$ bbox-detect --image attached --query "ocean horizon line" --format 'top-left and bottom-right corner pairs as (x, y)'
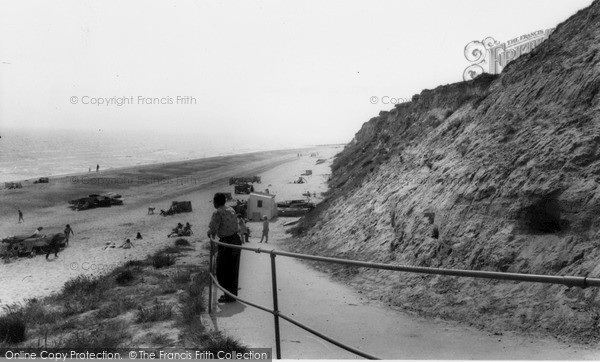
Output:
(0, 144), (342, 184)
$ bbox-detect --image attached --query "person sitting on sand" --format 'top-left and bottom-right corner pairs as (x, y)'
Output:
(64, 224), (74, 246)
(136, 232), (143, 240)
(31, 227), (44, 238)
(120, 239), (134, 249)
(259, 216), (269, 243)
(182, 222), (193, 236)
(168, 223), (184, 237)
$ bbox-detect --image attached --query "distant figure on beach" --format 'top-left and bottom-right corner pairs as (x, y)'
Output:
(18, 209), (24, 223)
(64, 224), (74, 246)
(46, 233), (62, 260)
(96, 164), (99, 172)
(259, 216), (269, 243)
(136, 232), (143, 240)
(208, 192), (242, 303)
(120, 239), (134, 249)
(237, 214), (249, 243)
(88, 167), (91, 173)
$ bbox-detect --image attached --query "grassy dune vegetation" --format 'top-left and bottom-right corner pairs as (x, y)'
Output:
(0, 238), (246, 352)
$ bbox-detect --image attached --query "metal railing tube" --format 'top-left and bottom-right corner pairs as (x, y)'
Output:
(208, 239), (214, 314)
(208, 269), (380, 359)
(270, 253), (282, 359)
(211, 239), (600, 288)
(276, 311), (379, 360)
(268, 249), (600, 288)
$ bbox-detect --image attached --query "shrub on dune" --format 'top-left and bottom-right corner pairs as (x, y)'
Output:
(0, 312), (26, 344)
(175, 238), (190, 246)
(136, 302), (173, 323)
(151, 249), (176, 269)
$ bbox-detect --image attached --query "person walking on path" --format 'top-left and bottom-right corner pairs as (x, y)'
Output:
(259, 215), (269, 243)
(64, 224), (74, 246)
(18, 209), (24, 223)
(207, 192), (242, 303)
(46, 233), (62, 260)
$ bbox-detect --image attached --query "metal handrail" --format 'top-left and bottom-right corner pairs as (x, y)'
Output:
(208, 239), (600, 359)
(208, 273), (379, 359)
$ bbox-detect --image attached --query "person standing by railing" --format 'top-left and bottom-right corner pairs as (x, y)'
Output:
(208, 192), (243, 303)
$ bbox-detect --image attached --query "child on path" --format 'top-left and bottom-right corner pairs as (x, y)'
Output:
(64, 224), (74, 246)
(259, 216), (269, 243)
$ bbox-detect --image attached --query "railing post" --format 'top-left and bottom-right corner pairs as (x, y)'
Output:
(270, 253), (282, 359)
(208, 239), (214, 314)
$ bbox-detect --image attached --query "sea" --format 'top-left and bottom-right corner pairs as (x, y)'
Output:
(0, 128), (306, 183)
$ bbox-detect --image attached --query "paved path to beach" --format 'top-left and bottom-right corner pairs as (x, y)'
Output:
(210, 239), (600, 360)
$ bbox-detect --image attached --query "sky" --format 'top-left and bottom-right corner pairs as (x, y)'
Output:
(0, 0), (594, 147)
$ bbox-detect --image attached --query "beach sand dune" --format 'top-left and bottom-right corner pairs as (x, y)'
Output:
(0, 147), (337, 307)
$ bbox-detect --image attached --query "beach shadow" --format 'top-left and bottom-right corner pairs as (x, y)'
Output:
(215, 301), (246, 318)
(209, 300), (247, 332)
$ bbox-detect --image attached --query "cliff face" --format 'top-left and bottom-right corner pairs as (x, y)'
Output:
(290, 2), (600, 340)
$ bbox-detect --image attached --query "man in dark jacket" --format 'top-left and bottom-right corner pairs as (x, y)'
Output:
(208, 193), (242, 303)
(46, 234), (62, 260)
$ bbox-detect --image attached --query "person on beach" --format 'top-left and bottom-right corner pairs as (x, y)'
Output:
(136, 232), (143, 240)
(259, 216), (269, 243)
(120, 239), (134, 249)
(31, 227), (43, 238)
(237, 214), (249, 243)
(208, 192), (242, 303)
(168, 223), (184, 237)
(64, 224), (74, 246)
(46, 233), (62, 260)
(96, 164), (99, 172)
(182, 222), (193, 236)
(18, 209), (24, 223)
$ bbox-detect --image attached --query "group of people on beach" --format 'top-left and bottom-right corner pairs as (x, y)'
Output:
(208, 192), (271, 303)
(19, 225), (74, 260)
(167, 222), (193, 237)
(236, 213), (269, 244)
(13, 208), (75, 260)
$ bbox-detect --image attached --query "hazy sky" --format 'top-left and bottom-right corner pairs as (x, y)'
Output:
(0, 0), (594, 147)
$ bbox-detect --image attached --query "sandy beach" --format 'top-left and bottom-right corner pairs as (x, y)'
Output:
(0, 146), (338, 308)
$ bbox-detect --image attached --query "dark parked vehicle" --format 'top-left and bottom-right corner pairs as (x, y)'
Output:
(69, 193), (123, 211)
(234, 183), (255, 194)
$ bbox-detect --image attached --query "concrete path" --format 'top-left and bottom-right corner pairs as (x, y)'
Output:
(209, 239), (600, 360)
